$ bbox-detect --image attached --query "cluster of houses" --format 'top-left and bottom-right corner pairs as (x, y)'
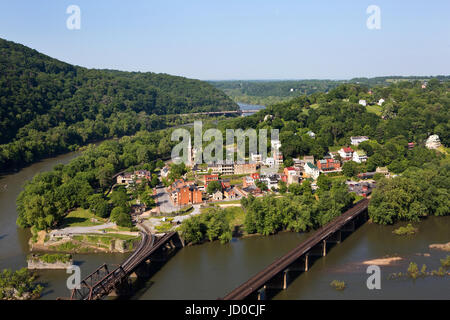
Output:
(166, 175), (239, 206)
(168, 179), (203, 206)
(202, 174), (238, 201)
(345, 180), (376, 197)
(205, 161), (259, 175)
(116, 170), (152, 185)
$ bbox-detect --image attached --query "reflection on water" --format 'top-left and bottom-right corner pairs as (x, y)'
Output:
(137, 218), (449, 300)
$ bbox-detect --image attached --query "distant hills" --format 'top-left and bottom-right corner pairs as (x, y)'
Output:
(210, 76), (450, 105)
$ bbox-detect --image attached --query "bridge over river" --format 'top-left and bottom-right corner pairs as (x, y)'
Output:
(174, 109), (261, 117)
(65, 226), (183, 300)
(222, 198), (370, 300)
(61, 198), (369, 300)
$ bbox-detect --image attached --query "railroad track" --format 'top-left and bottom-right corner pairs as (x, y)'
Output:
(223, 198), (369, 300)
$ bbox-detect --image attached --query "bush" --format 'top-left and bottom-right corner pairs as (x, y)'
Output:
(393, 223), (418, 235)
(330, 280), (346, 291)
(116, 212), (133, 228)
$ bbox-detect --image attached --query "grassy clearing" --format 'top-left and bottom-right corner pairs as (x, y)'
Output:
(29, 253), (72, 264)
(366, 104), (383, 116)
(221, 174), (247, 185)
(155, 222), (173, 233)
(61, 208), (106, 228)
(353, 194), (365, 203)
(74, 233), (139, 243)
(215, 199), (242, 205)
(50, 241), (81, 252)
(436, 145), (449, 155)
(226, 206), (246, 229)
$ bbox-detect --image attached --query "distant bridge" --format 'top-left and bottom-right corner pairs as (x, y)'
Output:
(172, 109), (262, 117)
(222, 198), (370, 300)
(65, 227), (183, 300)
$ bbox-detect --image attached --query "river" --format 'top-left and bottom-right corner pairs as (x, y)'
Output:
(0, 110), (448, 300)
(238, 102), (266, 116)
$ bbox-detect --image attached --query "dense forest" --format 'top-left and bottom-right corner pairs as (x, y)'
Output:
(0, 38), (238, 169)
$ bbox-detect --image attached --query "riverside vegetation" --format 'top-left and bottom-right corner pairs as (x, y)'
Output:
(0, 268), (43, 300)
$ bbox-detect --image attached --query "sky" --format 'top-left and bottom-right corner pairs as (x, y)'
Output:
(0, 0), (449, 80)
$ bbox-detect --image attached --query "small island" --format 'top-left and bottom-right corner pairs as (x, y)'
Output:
(393, 224), (418, 236)
(27, 254), (73, 270)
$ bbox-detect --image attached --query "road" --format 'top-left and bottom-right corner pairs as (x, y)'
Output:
(49, 223), (116, 236)
(155, 186), (180, 214)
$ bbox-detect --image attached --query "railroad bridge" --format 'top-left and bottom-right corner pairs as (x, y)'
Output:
(66, 228), (183, 300)
(174, 109), (261, 117)
(222, 198), (370, 300)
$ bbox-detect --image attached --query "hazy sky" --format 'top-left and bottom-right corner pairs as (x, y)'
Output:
(0, 0), (449, 80)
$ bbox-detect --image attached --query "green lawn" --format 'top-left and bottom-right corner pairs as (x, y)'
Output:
(225, 206), (246, 228)
(328, 145), (342, 152)
(366, 104), (383, 116)
(60, 208), (106, 228)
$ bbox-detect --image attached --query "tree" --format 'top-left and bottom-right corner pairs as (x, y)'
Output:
(116, 212), (132, 228)
(255, 181), (268, 191)
(278, 180), (288, 194)
(342, 161), (359, 178)
(317, 174), (332, 191)
(206, 180), (222, 194)
(110, 206), (128, 223)
(111, 189), (129, 208)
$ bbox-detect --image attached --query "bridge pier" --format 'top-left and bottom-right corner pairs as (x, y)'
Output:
(264, 271), (287, 290)
(326, 230), (342, 244)
(286, 254), (309, 272)
(221, 199), (370, 301)
(340, 220), (355, 232)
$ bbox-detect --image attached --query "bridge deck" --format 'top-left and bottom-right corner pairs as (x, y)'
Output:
(222, 198), (369, 300)
(71, 229), (177, 300)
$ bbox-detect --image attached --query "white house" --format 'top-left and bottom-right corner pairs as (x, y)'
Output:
(251, 153), (263, 164)
(161, 167), (170, 178)
(359, 99), (367, 106)
(307, 131), (316, 139)
(338, 147), (354, 161)
(350, 136), (369, 146)
(378, 98), (385, 106)
(265, 157), (275, 167)
(212, 190), (223, 201)
(425, 135), (441, 149)
(273, 150), (283, 166)
(304, 162), (320, 180)
(260, 174), (279, 190)
(352, 150), (368, 163)
(271, 139), (282, 150)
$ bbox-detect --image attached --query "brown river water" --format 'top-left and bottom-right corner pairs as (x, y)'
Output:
(0, 151), (448, 300)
